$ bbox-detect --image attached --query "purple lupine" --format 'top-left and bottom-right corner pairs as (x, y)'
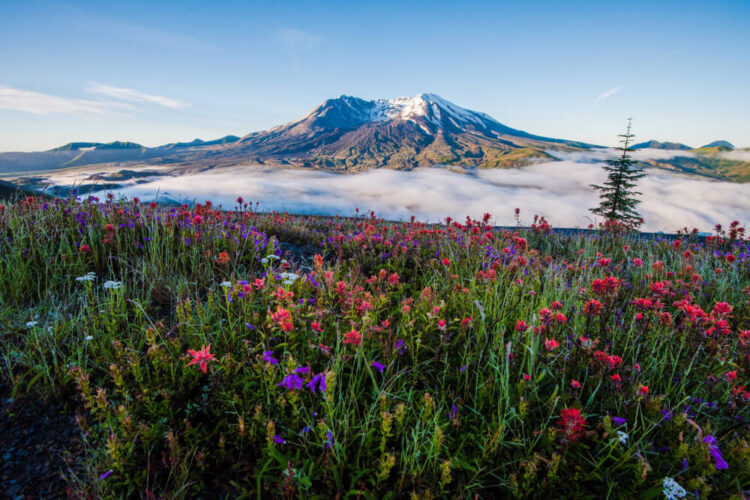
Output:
(262, 351), (278, 365)
(703, 435), (729, 470)
(307, 373), (327, 393)
(278, 373), (304, 390)
(296, 366), (310, 374)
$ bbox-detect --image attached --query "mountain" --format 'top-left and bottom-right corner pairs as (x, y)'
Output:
(0, 94), (747, 181)
(0, 94), (594, 175)
(632, 140), (691, 150)
(221, 94), (592, 170)
(701, 140), (734, 149)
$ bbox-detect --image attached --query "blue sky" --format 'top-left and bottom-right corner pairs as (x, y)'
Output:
(1, 0), (748, 151)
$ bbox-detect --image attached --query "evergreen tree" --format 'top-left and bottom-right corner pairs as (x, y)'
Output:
(590, 118), (645, 227)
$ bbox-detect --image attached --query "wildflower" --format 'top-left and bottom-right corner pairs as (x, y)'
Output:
(558, 408), (586, 442)
(79, 244), (91, 254)
(726, 370), (737, 382)
(278, 373), (304, 391)
(75, 272), (97, 282)
(612, 416), (626, 426)
(272, 434), (285, 445)
(662, 477), (687, 500)
(616, 430), (628, 445)
(186, 344), (217, 374)
(610, 373), (622, 384)
(85, 335), (94, 341)
(271, 305), (293, 332)
(26, 321), (38, 328)
(515, 320), (530, 332)
(219, 281), (233, 288)
(253, 278), (265, 290)
(306, 372), (327, 393)
(103, 280), (123, 290)
(544, 338), (560, 351)
(217, 251), (230, 265)
(703, 435), (729, 470)
(372, 361), (386, 373)
(262, 351), (278, 365)
(639, 385), (649, 396)
(344, 329), (362, 346)
(523, 373), (531, 381)
(437, 319), (447, 331)
(325, 430), (334, 449)
(570, 379), (581, 389)
(98, 469), (113, 481)
(442, 257), (450, 267)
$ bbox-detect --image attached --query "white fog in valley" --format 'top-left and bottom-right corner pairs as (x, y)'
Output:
(47, 150), (749, 232)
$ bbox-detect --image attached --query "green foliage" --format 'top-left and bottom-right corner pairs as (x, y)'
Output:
(590, 119), (646, 227)
(0, 196), (748, 498)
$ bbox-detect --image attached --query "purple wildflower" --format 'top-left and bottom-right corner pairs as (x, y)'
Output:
(703, 435), (729, 470)
(296, 366), (310, 374)
(612, 416), (627, 426)
(98, 469), (113, 481)
(246, 323), (255, 330)
(262, 351), (278, 365)
(307, 372), (327, 393)
(459, 364), (467, 373)
(278, 373), (304, 390)
(325, 430), (334, 449)
(661, 408), (673, 421)
(372, 361), (385, 373)
(273, 434), (285, 444)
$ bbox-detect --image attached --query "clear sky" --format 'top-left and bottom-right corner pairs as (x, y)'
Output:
(1, 0), (748, 152)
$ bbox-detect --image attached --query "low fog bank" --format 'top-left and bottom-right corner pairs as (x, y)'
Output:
(72, 155), (749, 233)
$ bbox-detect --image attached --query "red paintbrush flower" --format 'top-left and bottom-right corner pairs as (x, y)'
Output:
(186, 344), (216, 374)
(558, 408), (586, 443)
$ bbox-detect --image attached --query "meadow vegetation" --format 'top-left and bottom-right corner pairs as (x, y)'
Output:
(0, 194), (748, 498)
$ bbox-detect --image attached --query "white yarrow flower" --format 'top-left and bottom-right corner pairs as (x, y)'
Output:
(616, 430), (628, 445)
(220, 281), (233, 288)
(76, 273), (96, 282)
(662, 477), (687, 499)
(260, 258), (269, 265)
(103, 280), (123, 290)
(85, 335), (94, 342)
(26, 321), (38, 328)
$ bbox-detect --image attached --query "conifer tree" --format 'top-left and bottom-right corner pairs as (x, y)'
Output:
(590, 118), (645, 226)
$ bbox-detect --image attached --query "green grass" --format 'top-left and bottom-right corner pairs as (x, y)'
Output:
(0, 195), (748, 498)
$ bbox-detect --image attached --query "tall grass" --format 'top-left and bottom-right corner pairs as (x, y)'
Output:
(0, 195), (748, 498)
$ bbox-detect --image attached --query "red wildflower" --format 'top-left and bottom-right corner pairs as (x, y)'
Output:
(442, 257), (450, 267)
(515, 320), (530, 333)
(344, 329), (362, 346)
(217, 251), (230, 265)
(639, 385), (649, 396)
(186, 344), (216, 374)
(570, 379), (581, 389)
(79, 244), (91, 254)
(558, 408), (586, 442)
(271, 306), (293, 332)
(545, 338), (560, 351)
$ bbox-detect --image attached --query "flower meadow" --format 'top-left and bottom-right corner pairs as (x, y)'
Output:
(0, 195), (749, 499)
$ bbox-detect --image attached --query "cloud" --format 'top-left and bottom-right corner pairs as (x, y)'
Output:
(87, 82), (187, 109)
(721, 150), (750, 162)
(58, 151), (749, 233)
(593, 86), (621, 104)
(0, 84), (133, 116)
(276, 28), (321, 53)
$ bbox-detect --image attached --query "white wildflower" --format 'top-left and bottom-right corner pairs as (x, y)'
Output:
(279, 272), (299, 285)
(265, 254), (279, 260)
(26, 321), (38, 328)
(85, 335), (94, 342)
(76, 272), (96, 282)
(662, 477), (687, 500)
(616, 430), (628, 445)
(103, 280), (123, 290)
(220, 281), (233, 288)
(260, 258), (269, 265)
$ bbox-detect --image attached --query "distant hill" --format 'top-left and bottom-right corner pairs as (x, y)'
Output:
(632, 140), (691, 150)
(701, 140), (734, 149)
